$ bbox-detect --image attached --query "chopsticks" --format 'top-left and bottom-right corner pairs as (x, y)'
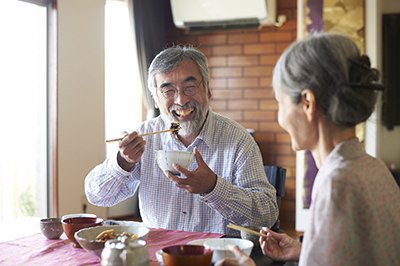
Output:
(105, 128), (181, 143)
(227, 223), (267, 237)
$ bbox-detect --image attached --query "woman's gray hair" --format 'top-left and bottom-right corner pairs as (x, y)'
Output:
(147, 45), (209, 104)
(273, 32), (383, 128)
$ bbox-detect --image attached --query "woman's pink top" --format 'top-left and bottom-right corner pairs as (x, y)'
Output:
(300, 138), (400, 266)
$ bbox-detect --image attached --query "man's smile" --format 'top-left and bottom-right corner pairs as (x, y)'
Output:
(173, 107), (195, 118)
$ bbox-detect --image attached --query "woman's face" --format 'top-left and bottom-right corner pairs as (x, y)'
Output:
(275, 89), (316, 151)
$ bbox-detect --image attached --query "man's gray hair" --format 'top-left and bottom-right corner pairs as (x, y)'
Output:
(148, 45), (209, 104)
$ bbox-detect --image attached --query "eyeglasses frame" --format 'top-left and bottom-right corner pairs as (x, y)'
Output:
(158, 78), (204, 100)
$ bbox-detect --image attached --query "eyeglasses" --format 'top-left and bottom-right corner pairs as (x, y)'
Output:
(159, 78), (203, 99)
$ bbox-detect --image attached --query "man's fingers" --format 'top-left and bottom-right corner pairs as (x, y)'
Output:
(119, 131), (138, 147)
(164, 170), (192, 189)
(123, 131), (139, 144)
(193, 147), (206, 166)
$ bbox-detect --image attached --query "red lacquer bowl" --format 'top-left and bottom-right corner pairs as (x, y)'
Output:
(162, 245), (213, 266)
(61, 217), (103, 248)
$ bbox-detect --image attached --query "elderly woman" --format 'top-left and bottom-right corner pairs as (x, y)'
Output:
(216, 33), (400, 266)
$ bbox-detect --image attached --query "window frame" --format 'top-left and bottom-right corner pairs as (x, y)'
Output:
(19, 0), (58, 217)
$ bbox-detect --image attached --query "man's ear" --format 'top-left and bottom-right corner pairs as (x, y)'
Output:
(155, 101), (159, 109)
(301, 89), (317, 122)
(207, 81), (212, 99)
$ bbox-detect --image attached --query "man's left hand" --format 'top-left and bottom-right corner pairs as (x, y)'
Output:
(164, 147), (217, 194)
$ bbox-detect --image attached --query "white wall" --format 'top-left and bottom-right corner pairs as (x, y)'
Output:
(58, 0), (107, 219)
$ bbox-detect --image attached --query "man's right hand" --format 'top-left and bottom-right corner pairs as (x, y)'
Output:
(117, 131), (146, 171)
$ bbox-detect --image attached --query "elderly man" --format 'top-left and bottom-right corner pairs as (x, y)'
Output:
(85, 46), (278, 235)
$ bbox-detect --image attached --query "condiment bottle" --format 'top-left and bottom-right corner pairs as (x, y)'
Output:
(101, 236), (149, 266)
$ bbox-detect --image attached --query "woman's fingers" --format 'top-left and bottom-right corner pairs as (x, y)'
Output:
(229, 244), (245, 257)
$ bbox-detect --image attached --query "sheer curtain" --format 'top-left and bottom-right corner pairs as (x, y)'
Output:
(128, 0), (166, 119)
(0, 0), (49, 224)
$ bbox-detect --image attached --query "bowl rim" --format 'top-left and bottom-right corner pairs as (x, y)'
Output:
(61, 217), (104, 225)
(40, 218), (62, 223)
(155, 150), (194, 155)
(162, 245), (213, 256)
(61, 213), (97, 220)
(203, 238), (254, 250)
(75, 225), (150, 243)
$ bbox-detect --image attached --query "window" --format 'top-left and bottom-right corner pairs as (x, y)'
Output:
(105, 0), (142, 158)
(0, 0), (56, 226)
(105, 0), (142, 218)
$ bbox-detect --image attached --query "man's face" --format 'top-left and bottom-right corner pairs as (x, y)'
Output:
(155, 59), (211, 137)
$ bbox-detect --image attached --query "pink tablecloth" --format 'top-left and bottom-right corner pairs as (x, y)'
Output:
(0, 228), (224, 266)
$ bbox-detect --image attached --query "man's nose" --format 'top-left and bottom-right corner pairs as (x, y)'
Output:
(174, 89), (190, 106)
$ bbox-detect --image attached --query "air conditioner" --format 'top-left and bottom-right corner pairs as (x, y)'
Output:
(170, 0), (283, 33)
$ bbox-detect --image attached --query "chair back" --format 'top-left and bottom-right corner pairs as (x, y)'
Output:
(264, 166), (286, 231)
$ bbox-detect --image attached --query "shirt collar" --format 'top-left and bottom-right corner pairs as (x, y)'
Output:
(195, 107), (214, 148)
(324, 137), (365, 164)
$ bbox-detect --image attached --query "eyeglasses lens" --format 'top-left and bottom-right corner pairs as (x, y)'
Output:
(161, 80), (201, 99)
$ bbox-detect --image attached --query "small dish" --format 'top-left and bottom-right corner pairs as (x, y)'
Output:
(40, 218), (63, 239)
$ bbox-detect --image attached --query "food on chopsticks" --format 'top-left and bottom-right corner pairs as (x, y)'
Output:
(105, 122), (181, 143)
(169, 122), (180, 139)
(95, 229), (137, 242)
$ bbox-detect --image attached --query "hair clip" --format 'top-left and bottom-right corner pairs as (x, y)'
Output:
(348, 58), (370, 70)
(342, 82), (385, 91)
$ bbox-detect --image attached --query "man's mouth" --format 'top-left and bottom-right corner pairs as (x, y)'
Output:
(173, 107), (194, 118)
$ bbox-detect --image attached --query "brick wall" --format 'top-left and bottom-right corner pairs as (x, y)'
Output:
(165, 0), (298, 228)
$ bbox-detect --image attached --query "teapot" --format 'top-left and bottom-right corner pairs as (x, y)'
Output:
(101, 236), (149, 266)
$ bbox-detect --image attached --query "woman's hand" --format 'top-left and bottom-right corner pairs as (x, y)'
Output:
(214, 245), (256, 266)
(260, 227), (301, 262)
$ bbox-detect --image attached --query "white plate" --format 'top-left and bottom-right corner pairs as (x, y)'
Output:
(187, 238), (220, 246)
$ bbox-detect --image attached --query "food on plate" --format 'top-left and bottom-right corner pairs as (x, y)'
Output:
(169, 122), (180, 139)
(95, 229), (137, 242)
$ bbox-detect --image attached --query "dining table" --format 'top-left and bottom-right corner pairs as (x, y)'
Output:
(0, 218), (297, 266)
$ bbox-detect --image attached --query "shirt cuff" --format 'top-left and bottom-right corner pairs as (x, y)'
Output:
(110, 153), (135, 178)
(199, 175), (229, 204)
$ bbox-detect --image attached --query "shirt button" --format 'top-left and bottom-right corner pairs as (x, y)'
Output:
(182, 211), (187, 215)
